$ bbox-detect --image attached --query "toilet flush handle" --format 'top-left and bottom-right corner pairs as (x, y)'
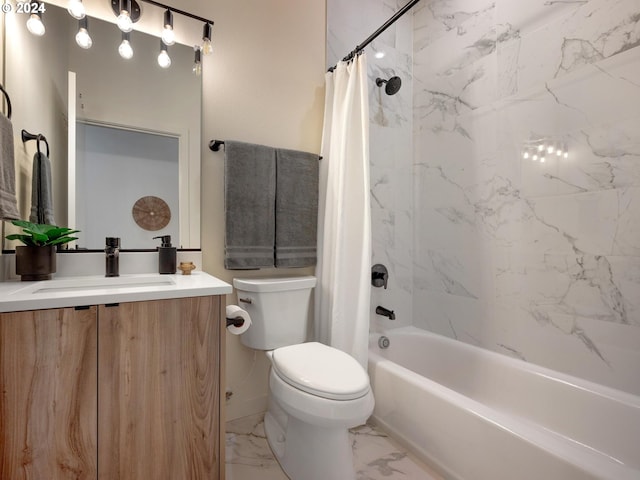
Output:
(239, 297), (252, 304)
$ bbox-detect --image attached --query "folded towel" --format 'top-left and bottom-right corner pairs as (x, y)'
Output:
(29, 151), (56, 225)
(0, 112), (20, 220)
(224, 141), (276, 269)
(275, 148), (319, 268)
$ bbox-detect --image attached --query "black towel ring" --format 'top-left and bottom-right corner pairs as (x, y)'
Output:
(21, 129), (50, 158)
(0, 84), (12, 119)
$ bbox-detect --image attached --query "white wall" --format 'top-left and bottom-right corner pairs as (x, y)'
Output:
(179, 0), (326, 420)
(412, 0), (640, 395)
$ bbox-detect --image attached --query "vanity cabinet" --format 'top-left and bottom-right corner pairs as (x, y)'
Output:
(0, 306), (98, 479)
(0, 296), (225, 480)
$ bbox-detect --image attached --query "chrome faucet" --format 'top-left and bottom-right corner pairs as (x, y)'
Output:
(375, 305), (395, 320)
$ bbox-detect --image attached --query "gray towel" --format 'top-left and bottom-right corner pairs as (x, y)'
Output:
(0, 112), (20, 220)
(275, 148), (319, 268)
(29, 151), (56, 225)
(225, 141), (276, 269)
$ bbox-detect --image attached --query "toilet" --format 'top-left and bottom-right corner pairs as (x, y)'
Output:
(233, 276), (375, 480)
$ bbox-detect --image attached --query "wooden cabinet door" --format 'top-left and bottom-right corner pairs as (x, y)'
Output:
(0, 307), (98, 480)
(97, 296), (223, 479)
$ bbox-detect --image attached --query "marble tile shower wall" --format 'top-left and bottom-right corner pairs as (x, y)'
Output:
(328, 0), (415, 330)
(413, 0), (640, 395)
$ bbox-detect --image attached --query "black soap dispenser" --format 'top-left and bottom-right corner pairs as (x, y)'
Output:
(153, 235), (176, 274)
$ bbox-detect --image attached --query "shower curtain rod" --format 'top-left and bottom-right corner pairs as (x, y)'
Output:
(328, 0), (422, 72)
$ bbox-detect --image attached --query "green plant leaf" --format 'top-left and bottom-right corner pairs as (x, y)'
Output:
(49, 236), (79, 246)
(6, 220), (81, 247)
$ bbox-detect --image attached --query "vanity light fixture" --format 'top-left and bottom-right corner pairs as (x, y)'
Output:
(75, 17), (92, 49)
(202, 22), (213, 54)
(68, 0), (86, 19)
(193, 45), (202, 76)
(62, 0), (214, 72)
(157, 39), (171, 68)
(161, 9), (175, 45)
(118, 31), (134, 59)
(26, 11), (46, 36)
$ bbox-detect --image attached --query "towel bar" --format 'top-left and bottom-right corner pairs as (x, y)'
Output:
(209, 139), (322, 160)
(21, 130), (50, 158)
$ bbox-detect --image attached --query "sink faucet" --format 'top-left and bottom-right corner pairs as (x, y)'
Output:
(105, 237), (120, 277)
(375, 305), (395, 320)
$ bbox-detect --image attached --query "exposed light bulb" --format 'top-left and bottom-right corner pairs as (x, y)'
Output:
(161, 10), (175, 46)
(547, 145), (554, 154)
(523, 151), (529, 159)
(375, 51), (385, 59)
(532, 154), (538, 161)
(564, 151), (568, 159)
(540, 157), (546, 163)
(538, 144), (544, 152)
(161, 27), (175, 46)
(119, 36), (133, 59)
(68, 0), (85, 19)
(27, 13), (45, 36)
(75, 27), (92, 49)
(202, 38), (212, 55)
(193, 45), (202, 76)
(556, 148), (562, 157)
(158, 41), (171, 68)
(117, 11), (132, 32)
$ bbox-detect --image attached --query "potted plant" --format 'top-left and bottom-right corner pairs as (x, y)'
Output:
(5, 220), (80, 281)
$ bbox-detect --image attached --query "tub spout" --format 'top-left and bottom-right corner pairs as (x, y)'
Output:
(376, 306), (395, 320)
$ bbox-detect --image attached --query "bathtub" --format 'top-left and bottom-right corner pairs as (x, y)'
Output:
(367, 326), (640, 480)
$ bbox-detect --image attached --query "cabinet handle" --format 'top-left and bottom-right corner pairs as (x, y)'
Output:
(74, 305), (91, 310)
(105, 303), (120, 308)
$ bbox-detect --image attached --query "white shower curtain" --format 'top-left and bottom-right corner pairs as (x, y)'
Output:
(315, 54), (371, 368)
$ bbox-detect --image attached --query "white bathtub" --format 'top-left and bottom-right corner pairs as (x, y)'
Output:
(368, 326), (640, 480)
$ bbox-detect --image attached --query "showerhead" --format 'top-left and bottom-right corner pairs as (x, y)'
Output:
(375, 76), (402, 95)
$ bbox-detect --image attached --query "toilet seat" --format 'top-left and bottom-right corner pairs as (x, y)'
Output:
(271, 342), (370, 400)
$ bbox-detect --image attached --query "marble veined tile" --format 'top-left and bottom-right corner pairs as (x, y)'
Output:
(225, 414), (442, 480)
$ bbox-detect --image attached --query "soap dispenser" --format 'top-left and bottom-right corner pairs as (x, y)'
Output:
(153, 235), (176, 274)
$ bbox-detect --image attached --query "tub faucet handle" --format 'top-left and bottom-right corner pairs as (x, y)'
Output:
(372, 264), (389, 289)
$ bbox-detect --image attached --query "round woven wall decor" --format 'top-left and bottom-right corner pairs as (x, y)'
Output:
(132, 196), (171, 231)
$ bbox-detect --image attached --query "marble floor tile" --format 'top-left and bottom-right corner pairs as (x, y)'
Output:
(226, 414), (442, 480)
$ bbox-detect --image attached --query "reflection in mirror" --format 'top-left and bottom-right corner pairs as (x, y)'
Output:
(4, 1), (201, 250)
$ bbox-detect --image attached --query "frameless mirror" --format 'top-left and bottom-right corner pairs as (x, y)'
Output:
(3, 1), (201, 250)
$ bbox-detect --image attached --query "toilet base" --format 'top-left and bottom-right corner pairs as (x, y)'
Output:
(265, 402), (356, 480)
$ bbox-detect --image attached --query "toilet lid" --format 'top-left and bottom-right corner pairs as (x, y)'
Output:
(271, 342), (370, 401)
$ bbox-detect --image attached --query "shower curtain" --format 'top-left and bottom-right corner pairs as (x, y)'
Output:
(315, 54), (371, 368)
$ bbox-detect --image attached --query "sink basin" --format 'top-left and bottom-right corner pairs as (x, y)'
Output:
(24, 275), (175, 295)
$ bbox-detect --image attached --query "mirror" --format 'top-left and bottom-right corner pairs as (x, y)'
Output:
(3, 1), (201, 249)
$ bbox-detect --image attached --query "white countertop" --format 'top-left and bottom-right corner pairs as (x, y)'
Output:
(0, 272), (232, 313)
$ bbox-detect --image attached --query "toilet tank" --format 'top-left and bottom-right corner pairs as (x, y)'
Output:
(233, 276), (316, 350)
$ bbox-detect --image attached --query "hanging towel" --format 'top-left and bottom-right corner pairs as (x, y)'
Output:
(29, 151), (56, 225)
(275, 148), (319, 268)
(224, 141), (276, 269)
(0, 112), (20, 220)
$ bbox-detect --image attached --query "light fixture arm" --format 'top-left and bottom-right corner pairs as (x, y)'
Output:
(137, 0), (214, 25)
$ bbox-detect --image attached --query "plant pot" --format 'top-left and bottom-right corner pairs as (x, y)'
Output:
(15, 245), (57, 281)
